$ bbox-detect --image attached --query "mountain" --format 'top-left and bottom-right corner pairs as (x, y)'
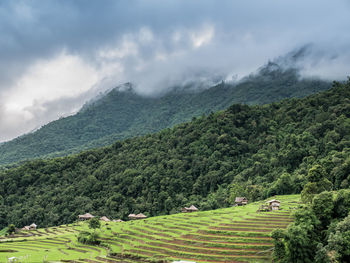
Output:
(0, 64), (331, 166)
(0, 79), (349, 229)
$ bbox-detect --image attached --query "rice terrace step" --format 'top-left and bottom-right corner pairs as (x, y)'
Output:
(0, 195), (299, 262)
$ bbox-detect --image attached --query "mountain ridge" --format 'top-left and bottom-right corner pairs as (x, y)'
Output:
(0, 64), (331, 166)
(0, 79), (349, 229)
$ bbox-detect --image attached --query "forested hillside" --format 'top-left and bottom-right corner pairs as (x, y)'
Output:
(0, 79), (349, 229)
(0, 63), (330, 166)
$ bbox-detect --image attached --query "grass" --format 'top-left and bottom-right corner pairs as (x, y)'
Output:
(0, 194), (300, 263)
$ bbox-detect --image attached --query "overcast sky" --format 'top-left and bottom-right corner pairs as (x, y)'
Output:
(0, 0), (350, 142)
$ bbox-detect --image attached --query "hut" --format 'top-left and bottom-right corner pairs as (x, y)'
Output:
(181, 205), (199, 213)
(29, 223), (37, 230)
(100, 216), (110, 222)
(268, 199), (281, 210)
(128, 213), (136, 220)
(78, 213), (95, 220)
(135, 213), (147, 219)
(128, 213), (147, 220)
(21, 226), (30, 231)
(235, 197), (248, 206)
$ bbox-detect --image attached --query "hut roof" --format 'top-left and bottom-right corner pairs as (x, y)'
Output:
(235, 197), (247, 202)
(30, 223), (37, 228)
(100, 216), (110, 222)
(79, 213), (94, 219)
(22, 226), (30, 230)
(188, 205), (198, 211)
(128, 213), (136, 218)
(135, 213), (147, 219)
(268, 199), (281, 204)
(183, 205), (199, 211)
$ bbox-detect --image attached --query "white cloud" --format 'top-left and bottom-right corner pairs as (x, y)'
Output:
(190, 25), (214, 48)
(0, 51), (99, 141)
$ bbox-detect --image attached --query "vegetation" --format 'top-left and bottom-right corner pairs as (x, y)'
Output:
(0, 64), (330, 166)
(272, 190), (350, 262)
(0, 79), (348, 230)
(6, 224), (16, 235)
(89, 217), (101, 229)
(0, 195), (299, 263)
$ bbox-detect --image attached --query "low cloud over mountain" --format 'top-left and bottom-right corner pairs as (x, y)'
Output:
(0, 0), (349, 142)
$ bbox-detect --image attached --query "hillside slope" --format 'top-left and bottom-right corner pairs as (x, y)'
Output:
(0, 80), (348, 229)
(0, 195), (299, 263)
(0, 64), (330, 166)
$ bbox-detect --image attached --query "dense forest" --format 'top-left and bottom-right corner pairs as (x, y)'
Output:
(0, 79), (349, 230)
(0, 63), (331, 166)
(273, 189), (350, 262)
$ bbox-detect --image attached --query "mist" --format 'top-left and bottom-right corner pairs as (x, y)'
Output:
(0, 0), (350, 142)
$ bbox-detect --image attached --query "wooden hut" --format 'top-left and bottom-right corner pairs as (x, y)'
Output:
(135, 213), (147, 219)
(29, 223), (37, 230)
(268, 199), (281, 210)
(128, 213), (147, 220)
(21, 226), (30, 231)
(181, 205), (199, 213)
(100, 216), (110, 222)
(128, 213), (136, 220)
(235, 197), (248, 206)
(78, 213), (95, 220)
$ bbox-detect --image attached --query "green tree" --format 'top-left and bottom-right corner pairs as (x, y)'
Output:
(88, 218), (101, 230)
(312, 191), (334, 228)
(314, 243), (331, 263)
(271, 228), (286, 262)
(7, 224), (16, 235)
(326, 214), (350, 262)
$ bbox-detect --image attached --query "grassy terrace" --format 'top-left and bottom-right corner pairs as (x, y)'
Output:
(0, 195), (300, 263)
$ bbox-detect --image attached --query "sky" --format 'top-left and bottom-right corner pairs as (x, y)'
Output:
(0, 0), (350, 142)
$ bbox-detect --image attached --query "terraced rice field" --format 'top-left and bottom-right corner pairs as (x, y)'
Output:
(0, 195), (300, 263)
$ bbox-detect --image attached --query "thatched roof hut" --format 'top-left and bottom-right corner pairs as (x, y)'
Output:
(128, 213), (136, 219)
(235, 197), (248, 206)
(128, 213), (147, 220)
(135, 213), (147, 219)
(78, 213), (95, 220)
(29, 223), (37, 230)
(100, 216), (110, 222)
(182, 205), (199, 213)
(21, 226), (30, 231)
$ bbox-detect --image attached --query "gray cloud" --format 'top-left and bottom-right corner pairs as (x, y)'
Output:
(0, 0), (350, 142)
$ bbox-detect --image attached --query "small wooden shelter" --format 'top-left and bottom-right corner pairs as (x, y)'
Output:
(78, 213), (95, 220)
(235, 197), (248, 206)
(100, 216), (110, 222)
(128, 213), (136, 220)
(128, 213), (147, 220)
(182, 205), (199, 213)
(21, 226), (30, 231)
(135, 213), (147, 219)
(268, 199), (281, 210)
(29, 223), (37, 230)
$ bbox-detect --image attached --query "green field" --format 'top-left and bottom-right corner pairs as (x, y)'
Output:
(0, 195), (300, 263)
